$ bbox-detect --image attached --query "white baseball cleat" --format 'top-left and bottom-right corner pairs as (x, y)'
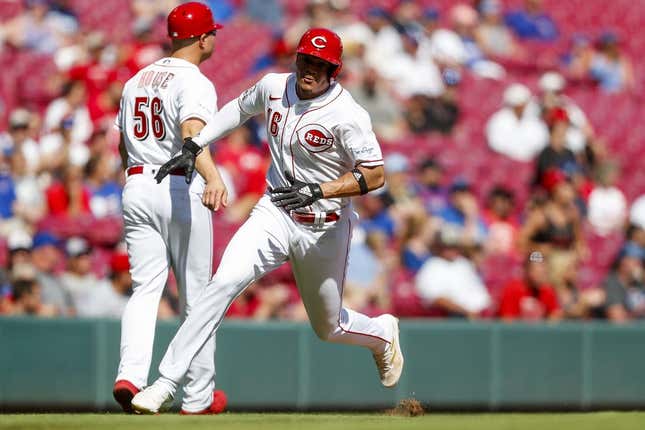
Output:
(372, 314), (404, 388)
(131, 381), (174, 414)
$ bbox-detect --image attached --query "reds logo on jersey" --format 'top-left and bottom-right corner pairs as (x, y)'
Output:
(296, 124), (334, 153)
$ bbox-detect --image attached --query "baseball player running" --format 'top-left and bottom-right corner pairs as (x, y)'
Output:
(112, 2), (228, 414)
(131, 28), (404, 413)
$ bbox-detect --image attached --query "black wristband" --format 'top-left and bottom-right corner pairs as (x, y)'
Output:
(183, 137), (203, 156)
(352, 167), (368, 195)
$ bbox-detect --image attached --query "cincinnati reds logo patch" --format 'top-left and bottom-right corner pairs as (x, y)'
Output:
(296, 124), (334, 153)
(311, 36), (327, 49)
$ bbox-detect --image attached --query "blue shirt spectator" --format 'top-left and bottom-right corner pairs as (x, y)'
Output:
(504, 0), (558, 41)
(0, 173), (16, 219)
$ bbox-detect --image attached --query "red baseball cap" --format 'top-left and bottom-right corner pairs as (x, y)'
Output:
(110, 253), (130, 273)
(167, 2), (223, 40)
(296, 28), (343, 78)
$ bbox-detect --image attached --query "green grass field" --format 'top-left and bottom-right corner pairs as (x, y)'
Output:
(1, 412), (644, 430)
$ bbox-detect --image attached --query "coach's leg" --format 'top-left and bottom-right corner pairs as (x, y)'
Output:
(166, 185), (217, 413)
(157, 196), (290, 390)
(290, 215), (392, 354)
(117, 221), (169, 388)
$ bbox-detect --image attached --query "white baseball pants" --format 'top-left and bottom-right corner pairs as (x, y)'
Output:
(157, 194), (392, 387)
(117, 165), (216, 412)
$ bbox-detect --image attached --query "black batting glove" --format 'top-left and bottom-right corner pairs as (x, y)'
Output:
(155, 137), (203, 184)
(270, 171), (324, 211)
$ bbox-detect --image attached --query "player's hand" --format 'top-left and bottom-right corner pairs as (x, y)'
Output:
(270, 171), (323, 211)
(202, 171), (229, 211)
(155, 137), (203, 184)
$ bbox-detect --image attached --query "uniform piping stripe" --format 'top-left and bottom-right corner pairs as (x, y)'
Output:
(336, 216), (390, 345)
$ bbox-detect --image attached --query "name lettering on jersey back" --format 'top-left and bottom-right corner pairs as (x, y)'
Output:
(296, 124), (334, 153)
(137, 71), (175, 89)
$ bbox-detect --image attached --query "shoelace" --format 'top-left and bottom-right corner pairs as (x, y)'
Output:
(373, 347), (393, 377)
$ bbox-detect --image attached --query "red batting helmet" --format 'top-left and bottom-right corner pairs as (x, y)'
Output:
(296, 28), (343, 78)
(167, 2), (223, 40)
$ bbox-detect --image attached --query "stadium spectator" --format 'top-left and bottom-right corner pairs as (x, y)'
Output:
(561, 34), (596, 81)
(0, 156), (17, 222)
(327, 0), (372, 59)
(43, 79), (92, 144)
(67, 32), (121, 125)
(131, 0), (180, 29)
(59, 236), (99, 314)
(285, 0), (334, 49)
(400, 209), (436, 273)
(589, 32), (635, 93)
(604, 242), (645, 322)
(10, 149), (46, 227)
(415, 158), (449, 216)
(0, 109), (41, 176)
(404, 68), (461, 135)
(416, 7), (440, 62)
(504, 0), (558, 41)
(31, 231), (72, 315)
(246, 0), (283, 27)
(79, 252), (130, 318)
(415, 227), (491, 318)
(85, 152), (122, 218)
(534, 71), (600, 159)
(519, 180), (586, 292)
(378, 30), (444, 100)
(122, 20), (165, 77)
(347, 68), (406, 140)
(39, 115), (90, 176)
(9, 277), (56, 317)
(437, 178), (488, 247)
(216, 126), (267, 222)
(486, 83), (548, 162)
(482, 186), (520, 256)
(1, 0), (77, 54)
(498, 251), (562, 321)
(533, 109), (580, 188)
(380, 153), (419, 209)
(6, 230), (34, 272)
(630, 194), (645, 231)
(587, 162), (627, 236)
(475, 0), (519, 60)
(354, 193), (396, 240)
(345, 229), (393, 314)
(362, 7), (403, 75)
(45, 164), (91, 216)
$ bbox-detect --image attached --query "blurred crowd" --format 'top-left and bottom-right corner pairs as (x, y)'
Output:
(0, 0), (644, 323)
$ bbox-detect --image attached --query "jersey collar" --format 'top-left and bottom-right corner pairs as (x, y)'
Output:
(154, 57), (199, 70)
(287, 73), (342, 109)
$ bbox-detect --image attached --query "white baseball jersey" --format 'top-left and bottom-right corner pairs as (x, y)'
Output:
(195, 73), (384, 212)
(153, 74), (396, 392)
(114, 56), (219, 413)
(116, 57), (217, 166)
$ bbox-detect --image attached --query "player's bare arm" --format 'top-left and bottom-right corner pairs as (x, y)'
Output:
(182, 118), (228, 211)
(319, 165), (385, 198)
(118, 134), (128, 171)
(271, 165), (384, 211)
(154, 98), (253, 183)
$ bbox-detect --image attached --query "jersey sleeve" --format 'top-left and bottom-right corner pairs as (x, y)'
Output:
(177, 74), (218, 124)
(337, 107), (383, 167)
(236, 75), (268, 116)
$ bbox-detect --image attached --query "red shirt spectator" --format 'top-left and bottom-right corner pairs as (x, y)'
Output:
(68, 48), (119, 123)
(216, 127), (268, 197)
(498, 253), (561, 320)
(45, 165), (91, 216)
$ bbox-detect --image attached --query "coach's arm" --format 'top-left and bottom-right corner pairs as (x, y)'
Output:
(182, 118), (228, 211)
